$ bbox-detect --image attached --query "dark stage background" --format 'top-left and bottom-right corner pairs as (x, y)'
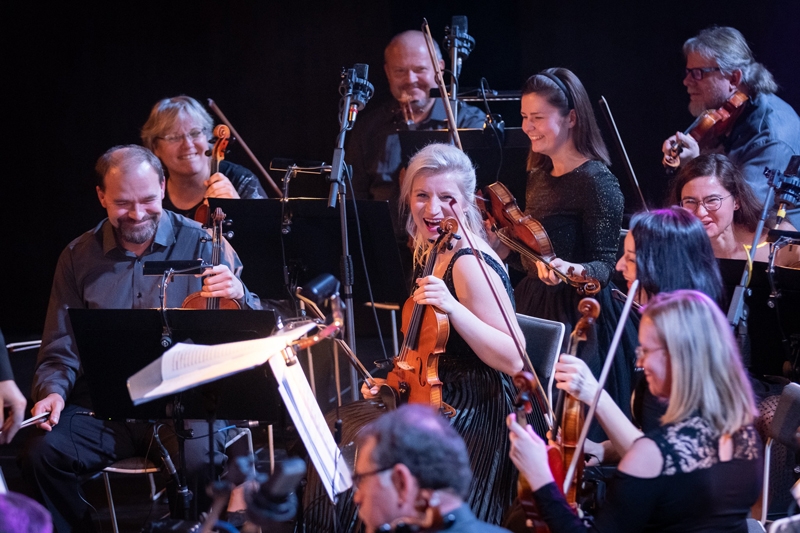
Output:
(4, 0), (799, 339)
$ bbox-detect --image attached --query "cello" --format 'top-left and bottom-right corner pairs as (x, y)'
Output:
(182, 207), (241, 310)
(479, 181), (601, 296)
(380, 219), (459, 417)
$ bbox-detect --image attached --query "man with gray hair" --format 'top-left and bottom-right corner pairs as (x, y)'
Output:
(348, 30), (486, 250)
(19, 145), (259, 532)
(661, 26), (800, 227)
(352, 404), (509, 533)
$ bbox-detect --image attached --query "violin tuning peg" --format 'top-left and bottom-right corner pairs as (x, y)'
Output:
(224, 231), (234, 239)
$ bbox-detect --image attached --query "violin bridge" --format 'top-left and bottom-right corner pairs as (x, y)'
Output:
(396, 361), (414, 371)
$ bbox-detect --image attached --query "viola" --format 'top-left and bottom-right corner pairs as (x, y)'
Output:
(194, 124), (231, 225)
(479, 182), (601, 296)
(663, 90), (749, 170)
(182, 207), (241, 310)
(380, 219), (459, 417)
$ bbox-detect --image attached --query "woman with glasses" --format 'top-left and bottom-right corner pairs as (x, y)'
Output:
(141, 96), (267, 220)
(671, 153), (799, 267)
(508, 290), (762, 532)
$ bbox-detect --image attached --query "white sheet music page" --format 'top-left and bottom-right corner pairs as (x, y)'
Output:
(269, 348), (352, 500)
(129, 322), (316, 402)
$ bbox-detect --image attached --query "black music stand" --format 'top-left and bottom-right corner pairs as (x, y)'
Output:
(70, 308), (280, 421)
(718, 259), (800, 377)
(207, 198), (407, 306)
(398, 127), (530, 207)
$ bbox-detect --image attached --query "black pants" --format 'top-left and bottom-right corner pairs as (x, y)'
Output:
(18, 404), (227, 533)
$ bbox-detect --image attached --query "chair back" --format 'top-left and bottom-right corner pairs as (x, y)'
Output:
(515, 313), (565, 405)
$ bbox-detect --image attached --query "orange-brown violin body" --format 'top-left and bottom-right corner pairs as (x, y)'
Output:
(664, 91), (749, 169)
(559, 298), (600, 505)
(382, 219), (458, 417)
(689, 91), (749, 150)
(182, 207), (241, 310)
(513, 371), (567, 532)
(384, 298), (450, 410)
(479, 182), (601, 296)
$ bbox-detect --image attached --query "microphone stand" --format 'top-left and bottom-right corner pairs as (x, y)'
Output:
(727, 161), (799, 363)
(327, 65), (373, 400)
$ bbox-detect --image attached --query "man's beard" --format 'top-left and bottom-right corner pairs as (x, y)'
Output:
(117, 215), (158, 245)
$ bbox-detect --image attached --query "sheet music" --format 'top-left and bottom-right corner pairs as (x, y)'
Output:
(269, 348), (352, 500)
(128, 322), (316, 403)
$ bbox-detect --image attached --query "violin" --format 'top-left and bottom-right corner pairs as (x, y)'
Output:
(380, 219), (459, 417)
(194, 124), (231, 225)
(513, 371), (567, 531)
(663, 90), (749, 170)
(479, 182), (601, 296)
(182, 207), (241, 310)
(555, 298), (599, 506)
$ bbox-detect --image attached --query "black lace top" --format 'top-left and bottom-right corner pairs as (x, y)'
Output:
(531, 415), (762, 532)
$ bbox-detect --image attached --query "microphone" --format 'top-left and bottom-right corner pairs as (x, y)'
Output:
(770, 156), (800, 227)
(339, 63), (374, 126)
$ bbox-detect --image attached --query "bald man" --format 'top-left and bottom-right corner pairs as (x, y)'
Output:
(348, 30), (486, 246)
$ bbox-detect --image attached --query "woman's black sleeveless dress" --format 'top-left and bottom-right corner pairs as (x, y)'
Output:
(302, 248), (549, 530)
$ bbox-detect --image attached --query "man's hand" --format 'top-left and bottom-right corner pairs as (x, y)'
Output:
(32, 393), (64, 432)
(661, 131), (700, 168)
(199, 264), (245, 301)
(0, 380), (27, 443)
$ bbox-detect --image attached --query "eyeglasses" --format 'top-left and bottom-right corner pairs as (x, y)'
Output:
(158, 128), (207, 144)
(635, 346), (665, 362)
(680, 194), (732, 213)
(351, 465), (394, 490)
(684, 67), (721, 81)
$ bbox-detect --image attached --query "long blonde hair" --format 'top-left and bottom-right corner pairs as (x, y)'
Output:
(644, 290), (756, 434)
(400, 144), (486, 266)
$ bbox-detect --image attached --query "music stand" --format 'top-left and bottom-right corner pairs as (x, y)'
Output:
(70, 308), (280, 422)
(207, 198), (407, 307)
(718, 259), (800, 376)
(398, 127), (530, 207)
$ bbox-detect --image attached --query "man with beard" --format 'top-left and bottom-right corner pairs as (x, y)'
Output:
(19, 145), (258, 532)
(661, 26), (800, 227)
(348, 30), (486, 254)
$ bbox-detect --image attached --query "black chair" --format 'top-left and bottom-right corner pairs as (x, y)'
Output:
(515, 313), (565, 406)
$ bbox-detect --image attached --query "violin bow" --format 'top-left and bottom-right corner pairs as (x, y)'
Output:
(598, 96), (648, 212)
(562, 279), (639, 495)
(207, 98), (284, 198)
(421, 19), (462, 150)
(448, 199), (556, 425)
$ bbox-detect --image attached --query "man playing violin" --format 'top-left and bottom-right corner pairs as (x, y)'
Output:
(661, 26), (800, 227)
(354, 404), (510, 533)
(348, 30), (485, 256)
(19, 145), (259, 532)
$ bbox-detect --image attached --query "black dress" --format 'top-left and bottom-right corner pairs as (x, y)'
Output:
(513, 160), (638, 427)
(531, 416), (762, 532)
(302, 248), (548, 530)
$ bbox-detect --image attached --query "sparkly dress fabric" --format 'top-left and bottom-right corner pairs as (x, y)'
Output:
(302, 248), (548, 530)
(512, 160), (639, 428)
